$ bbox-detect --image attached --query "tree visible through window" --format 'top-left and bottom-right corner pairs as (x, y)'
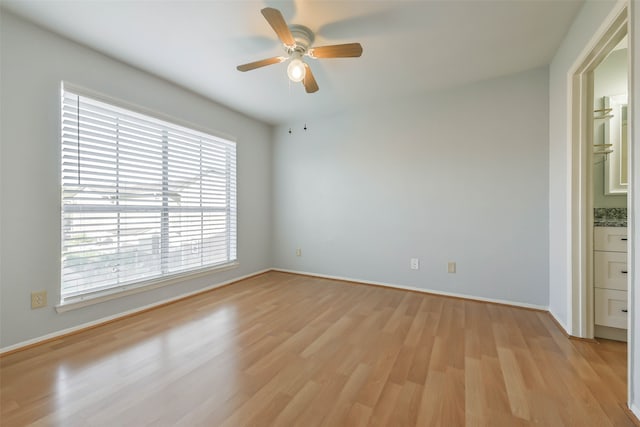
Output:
(61, 87), (237, 300)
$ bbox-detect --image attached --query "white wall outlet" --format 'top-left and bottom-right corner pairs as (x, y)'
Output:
(31, 290), (47, 309)
(448, 262), (456, 273)
(410, 258), (419, 270)
(296, 248), (302, 257)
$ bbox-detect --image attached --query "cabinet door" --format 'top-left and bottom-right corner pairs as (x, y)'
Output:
(594, 251), (628, 291)
(594, 227), (627, 252)
(595, 288), (628, 329)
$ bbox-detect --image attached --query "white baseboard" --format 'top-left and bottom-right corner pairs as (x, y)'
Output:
(0, 269), (270, 355)
(631, 403), (640, 422)
(548, 308), (570, 335)
(272, 268), (548, 311)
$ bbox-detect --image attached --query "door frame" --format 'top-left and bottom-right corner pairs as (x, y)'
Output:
(569, 1), (628, 339)
(568, 0), (631, 400)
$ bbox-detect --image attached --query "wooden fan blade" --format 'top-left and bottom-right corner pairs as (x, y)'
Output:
(308, 43), (363, 58)
(261, 8), (295, 47)
(236, 56), (286, 72)
(303, 64), (319, 93)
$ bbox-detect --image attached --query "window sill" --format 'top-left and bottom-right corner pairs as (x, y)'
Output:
(55, 262), (239, 313)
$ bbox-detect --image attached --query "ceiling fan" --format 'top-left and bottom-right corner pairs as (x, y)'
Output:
(236, 7), (363, 93)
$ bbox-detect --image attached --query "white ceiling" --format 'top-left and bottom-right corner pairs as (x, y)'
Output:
(2, 0), (583, 125)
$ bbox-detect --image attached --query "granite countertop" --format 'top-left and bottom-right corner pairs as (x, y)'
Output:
(594, 208), (627, 227)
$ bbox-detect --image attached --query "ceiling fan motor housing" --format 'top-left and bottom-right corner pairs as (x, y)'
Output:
(287, 24), (314, 55)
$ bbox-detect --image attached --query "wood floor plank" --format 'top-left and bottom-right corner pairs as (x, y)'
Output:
(439, 367), (466, 426)
(387, 380), (422, 425)
(496, 347), (531, 421)
(0, 271), (634, 426)
(367, 381), (402, 426)
(465, 357), (486, 421)
(344, 401), (373, 427)
(271, 380), (320, 426)
(321, 363), (371, 426)
(416, 370), (446, 426)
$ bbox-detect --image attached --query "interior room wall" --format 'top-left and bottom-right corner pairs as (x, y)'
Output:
(593, 47), (628, 208)
(548, 0), (619, 332)
(272, 67), (549, 308)
(0, 11), (273, 349)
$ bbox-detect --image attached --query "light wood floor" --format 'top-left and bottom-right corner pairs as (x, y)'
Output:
(1, 271), (635, 426)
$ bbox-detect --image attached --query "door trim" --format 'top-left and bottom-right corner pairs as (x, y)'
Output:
(569, 1), (628, 339)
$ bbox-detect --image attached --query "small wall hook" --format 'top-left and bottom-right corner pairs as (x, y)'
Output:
(288, 128), (292, 134)
(303, 123), (307, 131)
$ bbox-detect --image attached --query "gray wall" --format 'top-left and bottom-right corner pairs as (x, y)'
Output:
(0, 12), (272, 349)
(272, 67), (550, 307)
(593, 48), (628, 209)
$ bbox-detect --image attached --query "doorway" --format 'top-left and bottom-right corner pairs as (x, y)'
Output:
(591, 38), (629, 342)
(569, 0), (631, 403)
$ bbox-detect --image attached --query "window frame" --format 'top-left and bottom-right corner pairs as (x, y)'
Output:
(57, 83), (238, 312)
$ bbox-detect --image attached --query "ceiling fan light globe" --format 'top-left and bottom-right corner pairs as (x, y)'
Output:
(287, 59), (306, 82)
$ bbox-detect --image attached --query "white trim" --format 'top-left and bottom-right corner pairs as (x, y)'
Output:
(56, 262), (240, 313)
(566, 65), (575, 337)
(604, 94), (629, 195)
(568, 0), (628, 338)
(272, 268), (548, 311)
(548, 308), (570, 335)
(631, 403), (640, 421)
(567, 0), (628, 77)
(628, 0), (637, 411)
(0, 268), (270, 355)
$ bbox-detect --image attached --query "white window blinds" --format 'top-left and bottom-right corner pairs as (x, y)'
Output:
(61, 88), (237, 300)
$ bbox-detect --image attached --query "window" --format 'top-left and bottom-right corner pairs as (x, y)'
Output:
(61, 86), (237, 302)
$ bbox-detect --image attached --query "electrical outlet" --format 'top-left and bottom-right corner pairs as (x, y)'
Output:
(31, 291), (47, 309)
(448, 262), (456, 274)
(410, 258), (419, 270)
(296, 248), (302, 257)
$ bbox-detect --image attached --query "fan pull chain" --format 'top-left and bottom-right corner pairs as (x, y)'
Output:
(287, 124), (308, 135)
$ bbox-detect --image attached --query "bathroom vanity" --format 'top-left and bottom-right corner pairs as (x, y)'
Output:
(593, 212), (628, 341)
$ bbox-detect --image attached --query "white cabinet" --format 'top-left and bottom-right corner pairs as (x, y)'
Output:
(595, 288), (628, 329)
(594, 227), (628, 332)
(593, 227), (628, 252)
(593, 251), (627, 291)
